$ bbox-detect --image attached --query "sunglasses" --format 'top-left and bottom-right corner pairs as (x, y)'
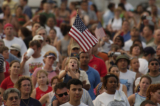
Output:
(8, 96), (19, 101)
(151, 63), (158, 66)
(56, 92), (68, 97)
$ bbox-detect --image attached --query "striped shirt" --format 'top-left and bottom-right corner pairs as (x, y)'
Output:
(0, 54), (4, 72)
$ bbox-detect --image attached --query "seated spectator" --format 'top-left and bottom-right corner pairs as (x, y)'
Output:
(146, 84), (160, 106)
(128, 75), (152, 106)
(0, 46), (10, 78)
(108, 65), (127, 96)
(94, 74), (130, 105)
(39, 76), (62, 106)
(0, 60), (20, 96)
(31, 70), (52, 106)
(3, 88), (20, 106)
(32, 51), (58, 87)
(60, 79), (87, 106)
(59, 57), (90, 90)
(147, 58), (160, 84)
(14, 76), (42, 106)
(9, 44), (21, 59)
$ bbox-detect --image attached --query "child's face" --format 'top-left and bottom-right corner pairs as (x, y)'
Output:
(2, 50), (9, 60)
(68, 59), (78, 70)
(102, 35), (109, 42)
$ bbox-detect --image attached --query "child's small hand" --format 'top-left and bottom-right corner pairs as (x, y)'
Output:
(65, 66), (70, 72)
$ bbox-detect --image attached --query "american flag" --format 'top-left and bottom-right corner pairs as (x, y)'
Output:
(95, 22), (106, 40)
(69, 14), (98, 52)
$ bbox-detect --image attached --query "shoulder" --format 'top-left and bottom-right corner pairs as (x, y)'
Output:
(80, 102), (88, 106)
(128, 93), (136, 100)
(30, 97), (41, 104)
(88, 67), (99, 74)
(127, 70), (136, 75)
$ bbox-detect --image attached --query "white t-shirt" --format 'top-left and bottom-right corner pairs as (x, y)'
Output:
(108, 18), (122, 31)
(42, 44), (59, 62)
(3, 37), (27, 56)
(98, 40), (113, 53)
(94, 91), (129, 106)
(119, 70), (136, 97)
(60, 102), (88, 106)
(22, 55), (44, 76)
(45, 25), (63, 40)
(138, 58), (148, 75)
(123, 39), (146, 51)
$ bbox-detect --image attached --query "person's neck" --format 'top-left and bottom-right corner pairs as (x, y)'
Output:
(39, 84), (48, 90)
(89, 55), (93, 61)
(145, 35), (152, 42)
(44, 10), (49, 13)
(151, 97), (158, 105)
(106, 90), (116, 94)
(21, 94), (30, 99)
(131, 37), (138, 41)
(69, 100), (80, 106)
(119, 68), (127, 73)
(32, 32), (35, 37)
(43, 65), (53, 71)
(123, 30), (129, 34)
(142, 56), (148, 61)
(32, 53), (41, 58)
(23, 3), (27, 7)
(80, 65), (89, 71)
(138, 89), (147, 97)
(10, 74), (18, 80)
(132, 54), (139, 57)
(64, 35), (70, 40)
(5, 35), (14, 41)
(132, 68), (139, 73)
(42, 42), (46, 46)
(115, 16), (119, 19)
(149, 71), (159, 77)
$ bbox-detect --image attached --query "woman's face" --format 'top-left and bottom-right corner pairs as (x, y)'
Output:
(45, 56), (55, 66)
(110, 67), (120, 77)
(130, 58), (140, 70)
(32, 23), (40, 32)
(37, 72), (48, 85)
(16, 7), (22, 14)
(115, 10), (121, 17)
(137, 6), (143, 13)
(106, 77), (118, 91)
(139, 78), (150, 91)
(151, 90), (160, 102)
(52, 79), (58, 91)
(68, 59), (78, 70)
(132, 46), (140, 56)
(10, 62), (20, 75)
(49, 30), (56, 40)
(5, 6), (10, 15)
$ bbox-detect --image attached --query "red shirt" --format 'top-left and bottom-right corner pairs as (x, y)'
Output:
(4, 61), (10, 78)
(88, 55), (107, 77)
(36, 86), (52, 106)
(0, 76), (14, 90)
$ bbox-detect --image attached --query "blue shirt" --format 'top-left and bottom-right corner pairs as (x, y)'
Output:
(23, 5), (32, 19)
(103, 10), (114, 28)
(80, 66), (100, 100)
(123, 31), (131, 42)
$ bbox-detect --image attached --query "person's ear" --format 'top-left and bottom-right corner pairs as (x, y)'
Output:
(67, 89), (69, 95)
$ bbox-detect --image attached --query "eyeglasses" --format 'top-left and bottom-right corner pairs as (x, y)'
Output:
(22, 84), (31, 87)
(8, 96), (19, 101)
(151, 63), (158, 66)
(56, 92), (68, 97)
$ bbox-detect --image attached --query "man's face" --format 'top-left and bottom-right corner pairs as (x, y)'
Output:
(68, 84), (83, 102)
(130, 29), (139, 40)
(32, 23), (40, 33)
(143, 26), (151, 37)
(55, 88), (69, 105)
(156, 45), (160, 56)
(2, 50), (9, 60)
(81, 2), (88, 11)
(0, 42), (4, 47)
(30, 45), (39, 56)
(154, 30), (160, 42)
(148, 61), (159, 72)
(117, 58), (128, 70)
(20, 80), (31, 95)
(79, 53), (90, 66)
(149, 0), (156, 6)
(47, 18), (54, 28)
(4, 26), (13, 37)
(4, 93), (20, 106)
(37, 29), (46, 41)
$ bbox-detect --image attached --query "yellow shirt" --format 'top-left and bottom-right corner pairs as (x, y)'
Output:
(3, 0), (17, 15)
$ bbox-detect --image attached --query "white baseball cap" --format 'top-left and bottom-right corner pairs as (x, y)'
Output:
(10, 44), (21, 52)
(32, 35), (43, 41)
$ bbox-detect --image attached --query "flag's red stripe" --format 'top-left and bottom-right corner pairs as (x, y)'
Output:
(85, 30), (97, 45)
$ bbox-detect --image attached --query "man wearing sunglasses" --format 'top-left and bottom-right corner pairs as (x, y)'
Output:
(147, 58), (160, 84)
(3, 88), (20, 106)
(60, 79), (87, 106)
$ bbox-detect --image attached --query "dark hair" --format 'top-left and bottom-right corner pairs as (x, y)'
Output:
(39, 14), (47, 28)
(91, 4), (97, 13)
(51, 76), (62, 85)
(67, 79), (83, 89)
(104, 30), (112, 38)
(133, 39), (142, 45)
(115, 36), (124, 47)
(54, 82), (67, 93)
(23, 0), (28, 3)
(20, 27), (31, 38)
(10, 60), (20, 67)
(140, 100), (156, 106)
(103, 74), (119, 90)
(122, 20), (129, 25)
(108, 65), (118, 73)
(130, 44), (141, 54)
(118, 3), (126, 11)
(108, 3), (115, 9)
(0, 46), (8, 53)
(60, 23), (71, 36)
(144, 25), (154, 33)
(29, 40), (41, 48)
(148, 58), (160, 65)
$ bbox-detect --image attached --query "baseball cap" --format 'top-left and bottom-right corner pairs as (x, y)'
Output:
(32, 35), (43, 41)
(71, 42), (80, 50)
(9, 44), (21, 52)
(115, 54), (130, 65)
(44, 51), (57, 59)
(143, 47), (156, 55)
(4, 23), (13, 30)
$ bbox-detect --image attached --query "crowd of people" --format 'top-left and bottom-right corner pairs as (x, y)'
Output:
(0, 0), (160, 106)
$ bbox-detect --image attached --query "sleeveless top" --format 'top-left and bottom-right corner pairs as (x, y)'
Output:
(134, 93), (146, 106)
(119, 84), (123, 91)
(36, 86), (52, 106)
(17, 14), (26, 26)
(61, 39), (70, 57)
(46, 91), (55, 106)
(63, 74), (72, 83)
